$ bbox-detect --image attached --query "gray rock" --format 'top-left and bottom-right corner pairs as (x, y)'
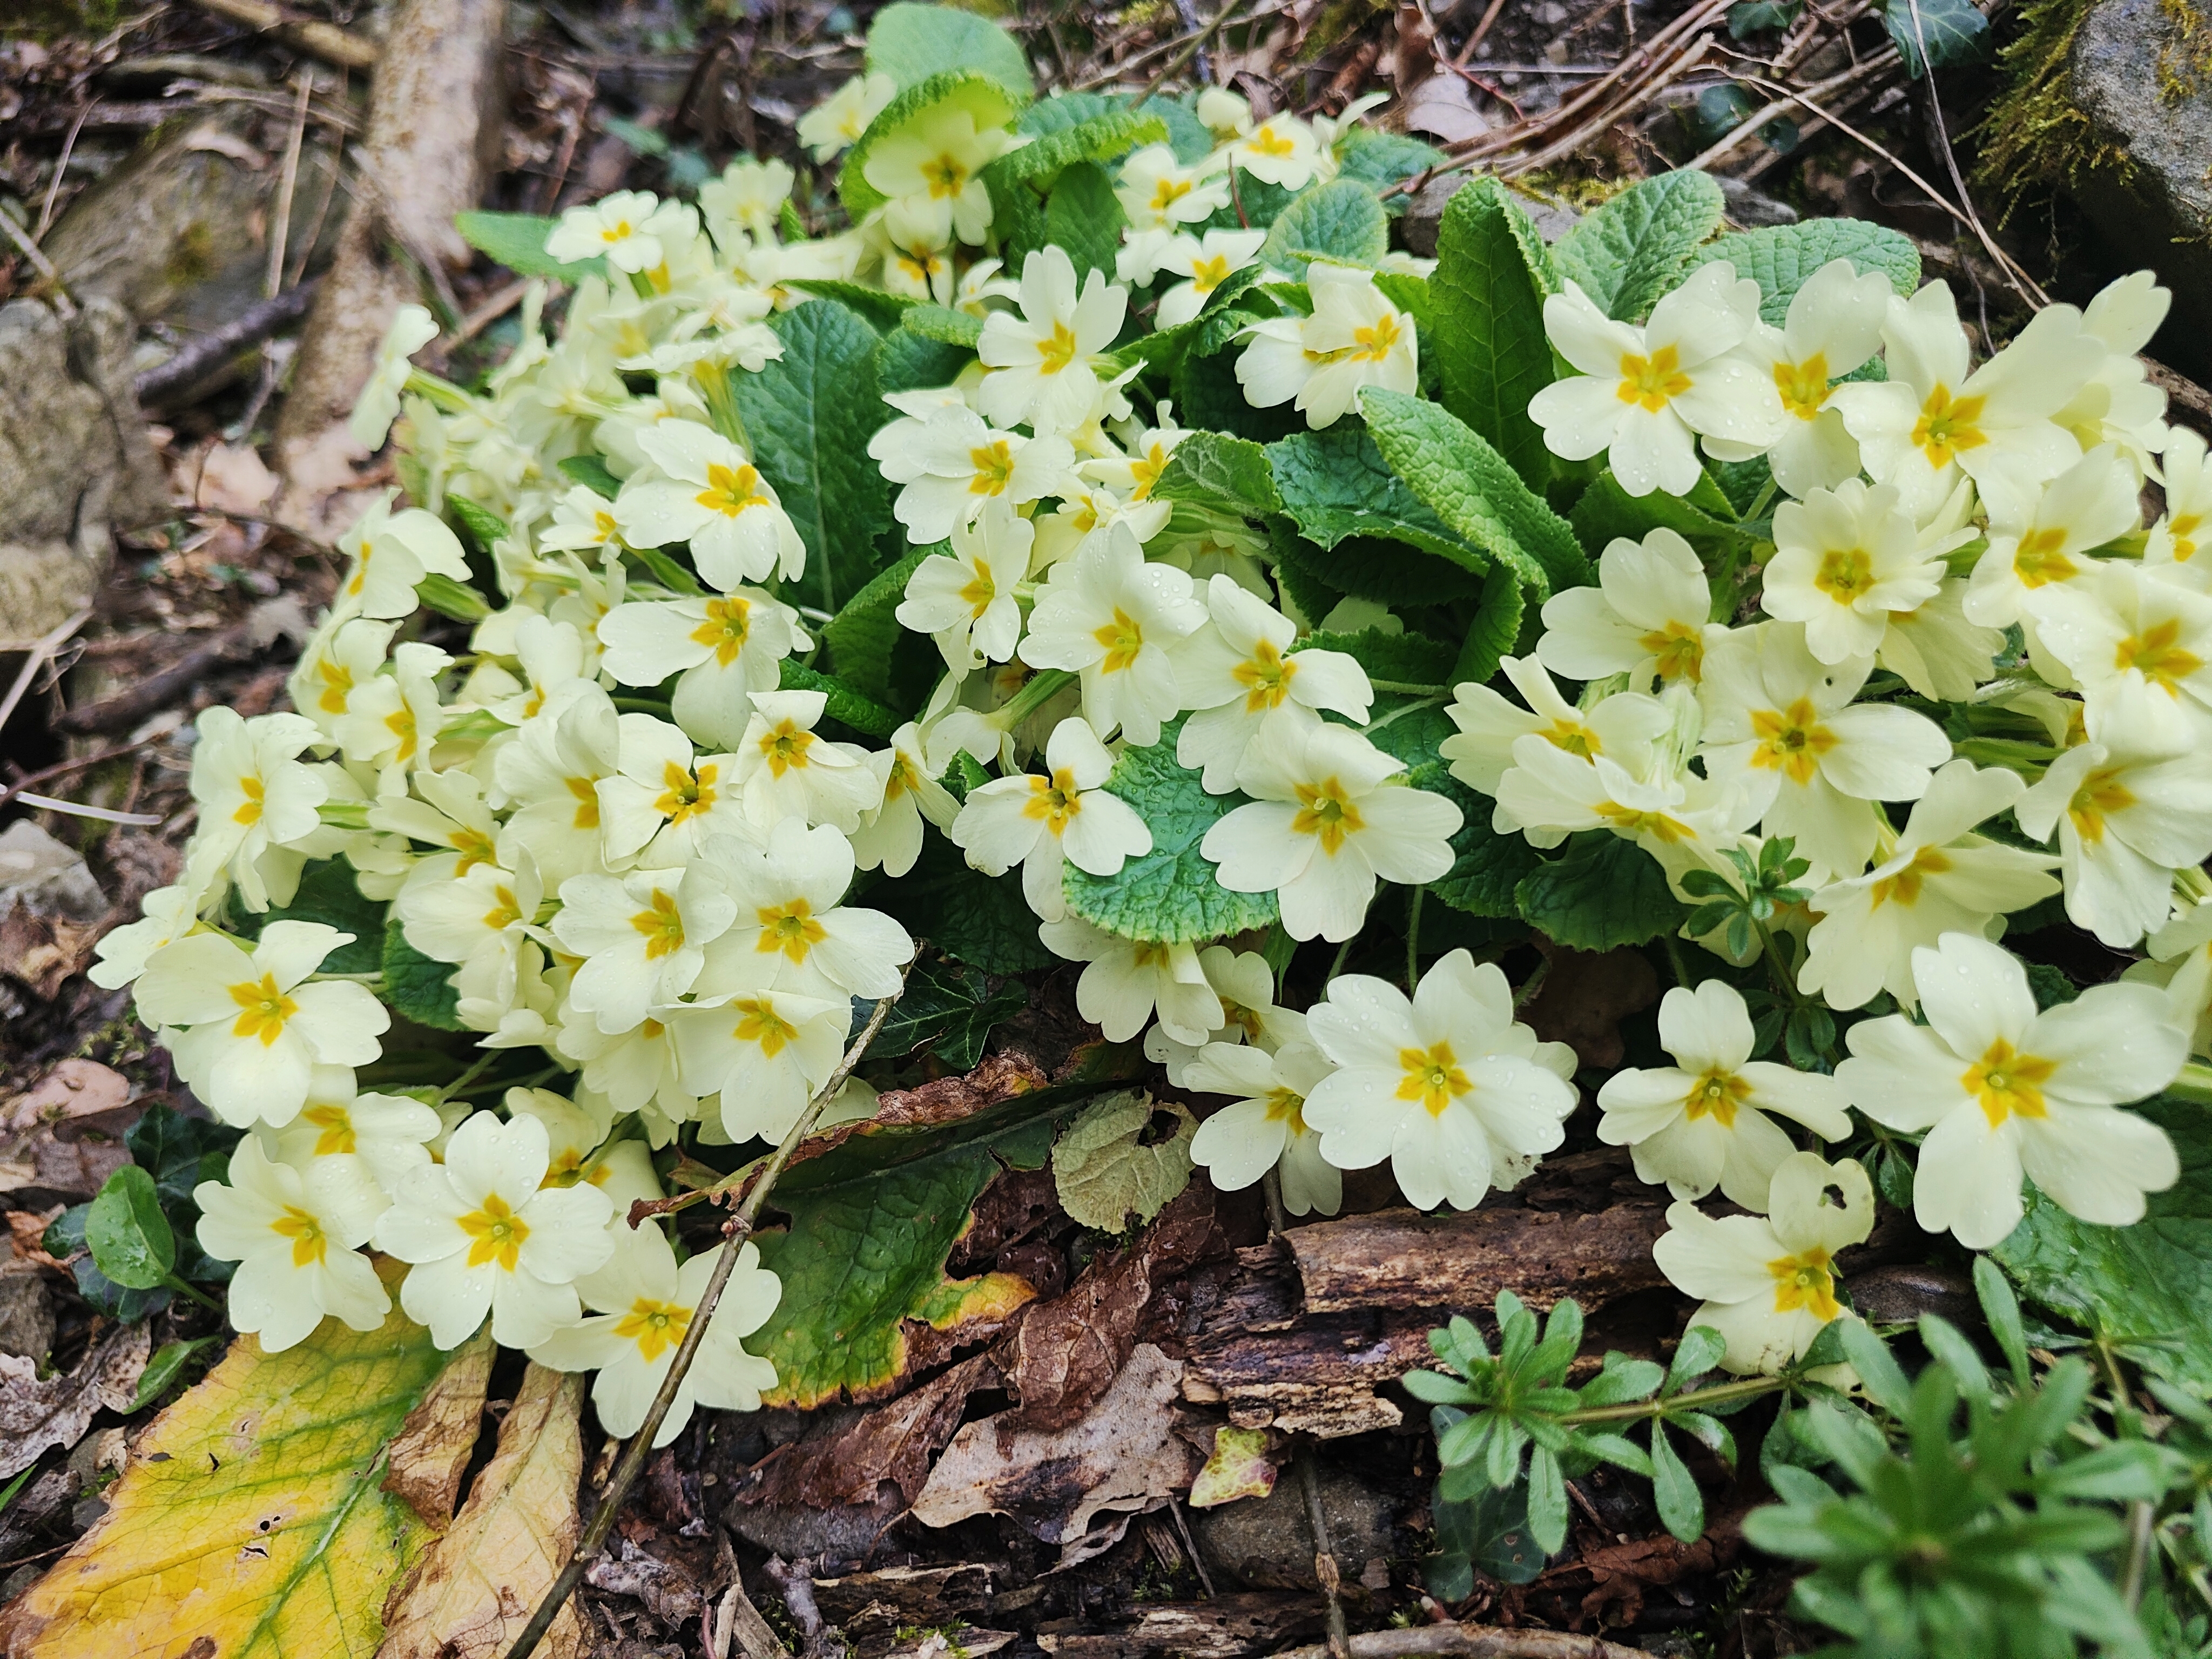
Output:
(1189, 1458), (1395, 1590)
(2069, 0), (2212, 377)
(1401, 174), (1582, 259)
(1717, 174), (1800, 228)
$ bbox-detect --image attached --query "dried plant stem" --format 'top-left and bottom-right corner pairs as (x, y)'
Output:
(1273, 1623), (1651, 1658)
(500, 987), (906, 1659)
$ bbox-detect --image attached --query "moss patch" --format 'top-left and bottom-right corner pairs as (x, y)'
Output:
(1969, 0), (2136, 218)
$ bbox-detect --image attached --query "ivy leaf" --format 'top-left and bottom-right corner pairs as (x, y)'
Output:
(752, 1080), (1122, 1406)
(824, 542), (940, 707)
(1551, 170), (1725, 321)
(1041, 160), (1127, 280)
(778, 659), (902, 739)
(383, 918), (465, 1031)
(1261, 179), (1390, 274)
(732, 299), (895, 616)
(1430, 177), (1556, 489)
(86, 1166), (175, 1291)
(1694, 218), (1921, 324)
(1729, 0), (1804, 31)
(1361, 388), (1593, 597)
(453, 210), (605, 280)
(1993, 1094), (2212, 1393)
(1877, 0), (1990, 76)
(862, 957), (1027, 1071)
(1149, 431), (1282, 521)
(866, 2), (1034, 98)
(1061, 720), (1280, 943)
(1050, 1090), (1197, 1232)
(231, 859), (383, 974)
(1514, 831), (1690, 949)
(841, 72), (1027, 221)
(1267, 424), (1490, 572)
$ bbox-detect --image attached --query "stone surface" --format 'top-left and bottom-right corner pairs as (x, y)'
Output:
(1187, 1458), (1395, 1590)
(2071, 0), (2212, 376)
(1400, 173), (1582, 259)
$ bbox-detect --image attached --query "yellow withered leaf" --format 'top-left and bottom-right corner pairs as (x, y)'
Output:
(0, 1261), (453, 1659)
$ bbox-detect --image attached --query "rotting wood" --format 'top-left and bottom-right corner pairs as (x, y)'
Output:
(1035, 1590), (1324, 1657)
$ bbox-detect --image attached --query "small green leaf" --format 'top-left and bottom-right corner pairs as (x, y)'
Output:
(1042, 160), (1127, 280)
(1051, 1090), (1197, 1232)
(1694, 218), (1921, 325)
(446, 493), (510, 555)
(1668, 1325), (1729, 1392)
(779, 659), (902, 739)
(1526, 1445), (1568, 1554)
(1430, 177), (1556, 489)
(824, 542), (939, 706)
(87, 1166), (176, 1291)
(841, 72), (1027, 221)
(414, 572), (490, 622)
(1649, 1423), (1705, 1542)
(1838, 1321), (1913, 1417)
(1551, 171), (1725, 321)
(557, 454), (622, 496)
(1061, 719), (1280, 943)
(1973, 1256), (2031, 1385)
(863, 957), (1027, 1071)
(866, 2), (1034, 98)
(130, 1337), (218, 1413)
(1261, 179), (1390, 274)
(1149, 431), (1283, 521)
(1878, 0), (1990, 76)
(1514, 831), (1690, 949)
(453, 210), (606, 280)
(235, 859), (382, 975)
(383, 918), (464, 1031)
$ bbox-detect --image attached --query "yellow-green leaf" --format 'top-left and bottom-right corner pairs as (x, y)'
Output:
(0, 1261), (449, 1659)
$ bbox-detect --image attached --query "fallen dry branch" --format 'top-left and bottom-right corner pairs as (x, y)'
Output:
(1272, 1624), (1650, 1659)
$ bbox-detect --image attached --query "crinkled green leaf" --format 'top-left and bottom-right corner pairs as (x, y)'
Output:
(984, 109), (1165, 198)
(235, 858), (382, 974)
(1267, 423), (1488, 572)
(1062, 719), (1279, 943)
(1041, 160), (1126, 280)
(824, 542), (939, 707)
(1172, 340), (1301, 443)
(732, 298), (895, 616)
(1694, 217), (1921, 325)
(1878, 0), (1990, 76)
(878, 322), (975, 394)
(902, 303), (983, 347)
(1050, 1090), (1196, 1232)
(753, 1075), (1131, 1406)
(1994, 1094), (2212, 1394)
(1514, 830), (1690, 949)
(1430, 176), (1555, 489)
(1293, 626), (1454, 689)
(778, 659), (902, 739)
(454, 210), (605, 280)
(862, 957), (1028, 1072)
(1454, 563), (1527, 689)
(786, 279), (918, 333)
(1360, 388), (1591, 597)
(1551, 170), (1724, 321)
(841, 71), (1027, 221)
(1149, 430), (1283, 521)
(866, 2), (1034, 98)
(1334, 127), (1448, 198)
(1262, 178), (1390, 274)
(446, 492), (509, 556)
(1569, 466), (1755, 562)
(383, 918), (464, 1031)
(1019, 90), (1123, 135)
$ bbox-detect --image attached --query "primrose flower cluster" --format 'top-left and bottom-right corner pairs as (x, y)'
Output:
(91, 8), (2211, 1413)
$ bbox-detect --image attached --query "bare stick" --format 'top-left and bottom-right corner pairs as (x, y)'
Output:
(0, 606), (91, 740)
(1682, 44), (1896, 172)
(186, 0), (380, 69)
(134, 281), (322, 404)
(0, 210), (75, 319)
(1272, 1624), (1651, 1658)
(500, 988), (906, 1659)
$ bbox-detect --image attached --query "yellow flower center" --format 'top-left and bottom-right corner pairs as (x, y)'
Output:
(757, 720), (814, 775)
(614, 1296), (693, 1364)
(959, 563), (997, 618)
(1682, 1067), (1750, 1127)
(1092, 608), (1145, 674)
(1767, 1247), (1839, 1319)
(1233, 639), (1298, 711)
(1640, 620), (1705, 683)
(1264, 1087), (1309, 1134)
(270, 1206), (328, 1268)
(314, 658), (354, 714)
(452, 827), (497, 876)
(1542, 717), (1601, 758)
(733, 995), (797, 1056)
(1023, 767), (1082, 834)
(301, 1103), (355, 1156)
(234, 775), (266, 827)
(482, 884), (523, 930)
(600, 218), (636, 244)
(697, 461), (768, 520)
(387, 703), (419, 763)
(921, 152), (969, 198)
(2115, 617), (2203, 697)
(2170, 512), (2202, 562)
(757, 899), (828, 963)
(1291, 778), (1363, 854)
(631, 888), (686, 961)
(1351, 312), (1402, 362)
(1616, 345), (1692, 413)
(567, 775), (601, 830)
(1749, 697), (1839, 786)
(593, 509), (620, 542)
(1773, 352), (1831, 421)
(1595, 801), (1691, 844)
(885, 753), (917, 801)
(1869, 845), (1952, 909)
(2012, 527), (2078, 589)
(1961, 1036), (2056, 1128)
(457, 1192), (530, 1272)
(1036, 320), (1081, 375)
(1150, 176), (1193, 212)
(690, 596), (753, 667)
(1395, 1041), (1471, 1116)
(653, 759), (718, 824)
(968, 440), (1016, 496)
(1813, 547), (1875, 605)
(2067, 765), (2134, 845)
(228, 973), (298, 1046)
(1247, 124), (1297, 159)
(1191, 253), (1233, 294)
(1911, 384), (1988, 470)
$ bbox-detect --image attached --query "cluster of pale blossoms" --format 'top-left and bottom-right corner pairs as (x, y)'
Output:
(86, 42), (2212, 1408)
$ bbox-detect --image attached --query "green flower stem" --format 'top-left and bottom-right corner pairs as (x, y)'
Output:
(161, 1274), (225, 1314)
(2169, 1063), (2212, 1107)
(1561, 1374), (1783, 1426)
(995, 667), (1078, 731)
(1368, 679), (1447, 697)
(1405, 885), (1425, 993)
(1754, 918), (1804, 1008)
(1953, 736), (2058, 775)
(401, 367), (475, 415)
(436, 1049), (501, 1103)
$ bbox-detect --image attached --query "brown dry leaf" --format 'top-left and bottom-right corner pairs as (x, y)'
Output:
(3, 1058), (134, 1141)
(1188, 1426), (1278, 1509)
(0, 1319), (149, 1479)
(912, 1344), (1201, 1565)
(192, 440), (281, 516)
(745, 1351), (1002, 1515)
(381, 1327), (493, 1526)
(376, 1361), (586, 1659)
(1401, 71), (1492, 143)
(1520, 942), (1660, 1071)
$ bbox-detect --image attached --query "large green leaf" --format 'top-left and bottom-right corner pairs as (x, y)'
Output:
(753, 1077), (1125, 1406)
(1261, 179), (1390, 274)
(881, 837), (1056, 975)
(1172, 342), (1302, 443)
(1292, 627), (1455, 689)
(983, 109), (1165, 198)
(1365, 705), (1545, 919)
(1041, 160), (1127, 280)
(785, 279), (918, 334)
(1149, 431), (1283, 521)
(866, 2), (1034, 98)
(1454, 563), (1528, 689)
(1569, 467), (1755, 563)
(878, 323), (975, 394)
(1514, 831), (1690, 948)
(454, 210), (606, 280)
(778, 660), (903, 739)
(1877, 0), (1990, 76)
(1429, 177), (1555, 489)
(1692, 218), (1922, 325)
(1551, 171), (1724, 321)
(732, 299), (894, 616)
(383, 919), (464, 1031)
(863, 956), (1028, 1072)
(1333, 128), (1449, 197)
(1994, 1095), (2212, 1393)
(1360, 389), (1592, 597)
(235, 858), (384, 975)
(1271, 527), (1488, 608)
(1061, 719), (1280, 943)
(824, 542), (939, 706)
(1267, 424), (1487, 571)
(840, 71), (1027, 221)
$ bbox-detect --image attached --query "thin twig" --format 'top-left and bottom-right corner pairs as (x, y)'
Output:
(1453, 0), (1513, 63)
(0, 734), (169, 815)
(0, 607), (91, 740)
(1682, 44), (1897, 172)
(1900, 0), (2044, 305)
(1272, 1624), (1651, 1658)
(0, 211), (76, 319)
(134, 281), (322, 403)
(35, 99), (95, 241)
(1137, 0), (1244, 104)
(500, 988), (907, 1659)
(185, 0), (379, 69)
